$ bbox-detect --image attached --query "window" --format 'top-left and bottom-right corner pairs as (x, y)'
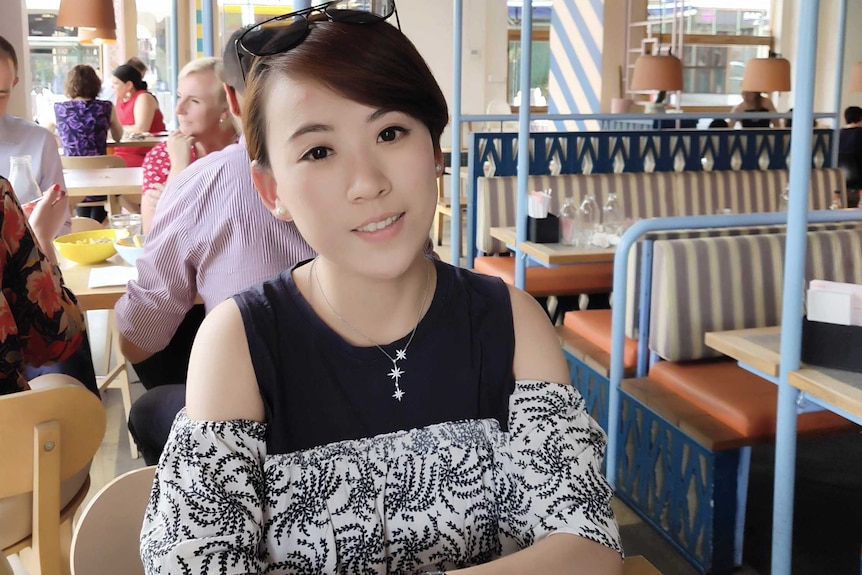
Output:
(506, 0), (551, 109)
(647, 1), (774, 109)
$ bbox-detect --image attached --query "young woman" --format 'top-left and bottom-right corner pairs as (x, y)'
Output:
(729, 91), (779, 128)
(111, 62), (166, 168)
(141, 4), (623, 574)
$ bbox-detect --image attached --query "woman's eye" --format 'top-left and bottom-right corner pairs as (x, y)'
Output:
(379, 127), (407, 143)
(302, 147), (331, 161)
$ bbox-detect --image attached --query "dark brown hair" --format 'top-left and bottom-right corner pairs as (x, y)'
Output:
(845, 106), (862, 125)
(0, 35), (17, 77)
(64, 64), (103, 99)
(244, 20), (448, 169)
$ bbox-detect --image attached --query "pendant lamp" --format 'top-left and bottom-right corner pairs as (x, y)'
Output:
(630, 54), (684, 92)
(850, 61), (862, 92)
(78, 27), (117, 45)
(56, 0), (117, 32)
(741, 56), (791, 93)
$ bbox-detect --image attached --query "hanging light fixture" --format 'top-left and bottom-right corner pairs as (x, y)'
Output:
(741, 55), (792, 93)
(78, 27), (117, 45)
(630, 54), (684, 92)
(56, 0), (116, 31)
(850, 61), (862, 92)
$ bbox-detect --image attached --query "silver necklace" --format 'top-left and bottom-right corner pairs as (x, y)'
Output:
(311, 258), (431, 402)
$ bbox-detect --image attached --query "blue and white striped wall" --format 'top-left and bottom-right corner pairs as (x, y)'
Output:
(548, 0), (604, 131)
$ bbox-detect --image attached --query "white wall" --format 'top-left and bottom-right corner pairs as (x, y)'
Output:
(0, 0), (32, 119)
(776, 0), (862, 120)
(397, 0), (508, 144)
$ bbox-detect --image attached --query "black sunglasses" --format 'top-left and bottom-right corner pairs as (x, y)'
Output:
(236, 0), (399, 83)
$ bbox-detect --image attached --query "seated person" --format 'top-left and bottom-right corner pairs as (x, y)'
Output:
(730, 91), (779, 128)
(839, 106), (862, 208)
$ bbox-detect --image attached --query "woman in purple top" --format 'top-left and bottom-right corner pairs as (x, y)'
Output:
(54, 65), (124, 220)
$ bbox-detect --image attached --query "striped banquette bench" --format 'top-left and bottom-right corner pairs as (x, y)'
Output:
(612, 228), (862, 574)
(473, 168), (847, 302)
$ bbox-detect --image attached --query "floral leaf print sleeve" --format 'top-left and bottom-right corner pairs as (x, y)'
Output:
(0, 178), (86, 395)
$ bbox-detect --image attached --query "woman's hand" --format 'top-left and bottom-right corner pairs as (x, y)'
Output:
(28, 184), (68, 263)
(141, 183), (165, 234)
(166, 130), (196, 174)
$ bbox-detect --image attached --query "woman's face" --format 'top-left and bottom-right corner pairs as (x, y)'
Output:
(253, 76), (439, 279)
(111, 76), (131, 99)
(175, 70), (227, 138)
(742, 91), (758, 104)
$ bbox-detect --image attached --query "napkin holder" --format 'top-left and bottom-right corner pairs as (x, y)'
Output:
(527, 214), (559, 244)
(801, 317), (862, 374)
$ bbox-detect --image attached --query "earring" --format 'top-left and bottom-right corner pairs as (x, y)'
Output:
(275, 203), (287, 217)
(435, 164), (442, 173)
(124, 91), (131, 99)
(219, 117), (224, 124)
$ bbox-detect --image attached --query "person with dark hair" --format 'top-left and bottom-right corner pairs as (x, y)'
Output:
(709, 118), (729, 129)
(730, 91), (779, 128)
(141, 5), (622, 574)
(54, 64), (125, 221)
(111, 62), (166, 168)
(125, 56), (148, 78)
(115, 28), (315, 465)
(839, 106), (862, 207)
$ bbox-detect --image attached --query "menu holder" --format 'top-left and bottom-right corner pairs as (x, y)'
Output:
(801, 317), (862, 374)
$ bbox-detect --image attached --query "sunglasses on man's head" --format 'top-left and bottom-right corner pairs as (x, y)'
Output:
(236, 0), (399, 83)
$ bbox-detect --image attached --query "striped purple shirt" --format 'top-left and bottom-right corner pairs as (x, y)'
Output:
(115, 137), (315, 354)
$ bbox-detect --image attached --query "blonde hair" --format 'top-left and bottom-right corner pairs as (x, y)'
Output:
(178, 57), (226, 104)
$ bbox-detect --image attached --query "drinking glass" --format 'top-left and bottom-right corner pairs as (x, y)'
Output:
(109, 214), (143, 240)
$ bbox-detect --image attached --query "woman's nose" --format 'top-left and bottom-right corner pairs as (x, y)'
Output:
(346, 157), (391, 201)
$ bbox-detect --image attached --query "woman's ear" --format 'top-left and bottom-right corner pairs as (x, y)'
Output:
(251, 161), (292, 221)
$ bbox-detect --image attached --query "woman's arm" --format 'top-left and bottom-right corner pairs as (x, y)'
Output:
(127, 91), (157, 134)
(185, 298), (265, 422)
(109, 104), (124, 142)
(450, 286), (622, 575)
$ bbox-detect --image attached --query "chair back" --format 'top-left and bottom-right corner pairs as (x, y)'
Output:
(70, 217), (105, 233)
(61, 155), (126, 170)
(71, 466), (155, 575)
(0, 377), (106, 574)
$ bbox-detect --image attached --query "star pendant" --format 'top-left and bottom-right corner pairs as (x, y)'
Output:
(395, 349), (408, 361)
(392, 386), (405, 401)
(388, 365), (404, 381)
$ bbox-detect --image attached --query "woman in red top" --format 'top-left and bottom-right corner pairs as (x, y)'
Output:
(111, 62), (166, 168)
(140, 57), (238, 233)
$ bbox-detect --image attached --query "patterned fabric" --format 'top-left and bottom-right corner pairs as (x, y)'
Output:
(141, 380), (621, 574)
(113, 91), (166, 168)
(0, 178), (86, 394)
(649, 228), (862, 362)
(54, 99), (113, 157)
(141, 142), (196, 195)
(115, 137), (316, 354)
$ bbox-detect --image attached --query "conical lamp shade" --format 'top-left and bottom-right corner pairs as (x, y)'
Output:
(850, 61), (862, 92)
(630, 55), (683, 92)
(56, 0), (116, 30)
(741, 57), (791, 92)
(78, 27), (116, 44)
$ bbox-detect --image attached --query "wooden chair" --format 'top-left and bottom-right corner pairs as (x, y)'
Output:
(71, 466), (155, 575)
(61, 155), (127, 217)
(69, 217), (104, 233)
(0, 377), (106, 575)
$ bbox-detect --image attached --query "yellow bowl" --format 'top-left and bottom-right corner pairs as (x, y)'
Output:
(53, 229), (118, 265)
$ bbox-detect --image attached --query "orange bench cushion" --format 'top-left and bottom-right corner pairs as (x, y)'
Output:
(649, 359), (853, 439)
(563, 310), (638, 370)
(473, 257), (613, 298)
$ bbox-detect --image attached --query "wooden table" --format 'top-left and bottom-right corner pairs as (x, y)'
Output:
(60, 257), (132, 312)
(63, 167), (143, 215)
(106, 135), (167, 149)
(490, 226), (617, 266)
(705, 326), (782, 377)
(706, 325), (862, 424)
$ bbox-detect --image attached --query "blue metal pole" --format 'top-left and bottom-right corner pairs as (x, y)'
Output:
(294, 0), (312, 9)
(170, 0), (179, 126)
(830, 0), (848, 170)
(772, 1), (820, 573)
(450, 0), (463, 266)
(201, 0), (214, 57)
(514, 0), (533, 290)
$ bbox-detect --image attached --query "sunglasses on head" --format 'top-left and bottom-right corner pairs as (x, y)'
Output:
(236, 0), (399, 83)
